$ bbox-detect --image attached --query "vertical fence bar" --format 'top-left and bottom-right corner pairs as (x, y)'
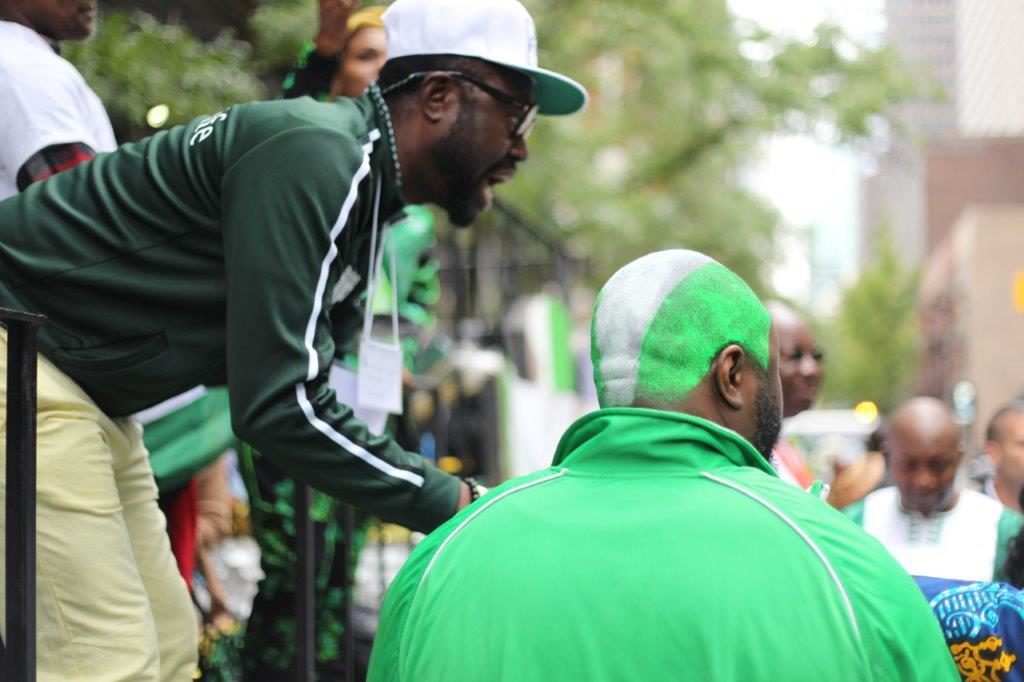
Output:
(295, 483), (314, 682)
(342, 505), (355, 682)
(1, 308), (47, 682)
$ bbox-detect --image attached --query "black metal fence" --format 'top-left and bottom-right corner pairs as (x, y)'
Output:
(0, 308), (46, 682)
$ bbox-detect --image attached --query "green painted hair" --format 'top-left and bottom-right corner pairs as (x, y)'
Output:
(591, 250), (771, 408)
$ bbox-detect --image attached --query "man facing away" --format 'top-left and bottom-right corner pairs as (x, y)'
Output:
(985, 402), (1024, 512)
(368, 250), (956, 682)
(0, 0), (587, 677)
(846, 397), (1023, 582)
(0, 0), (115, 199)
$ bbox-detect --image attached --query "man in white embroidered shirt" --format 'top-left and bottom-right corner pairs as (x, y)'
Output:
(845, 396), (1023, 581)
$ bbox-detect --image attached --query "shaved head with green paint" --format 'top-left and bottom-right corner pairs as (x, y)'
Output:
(593, 250), (771, 407)
(591, 250), (783, 459)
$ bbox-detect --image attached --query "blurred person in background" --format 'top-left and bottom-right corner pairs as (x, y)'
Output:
(0, 0), (115, 199)
(985, 402), (1024, 512)
(1002, 488), (1024, 588)
(845, 397), (1023, 581)
(909, 482), (1024, 681)
(369, 250), (956, 682)
(283, 0), (387, 101)
(765, 301), (822, 487)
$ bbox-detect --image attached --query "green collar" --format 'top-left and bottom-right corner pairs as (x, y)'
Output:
(552, 407), (778, 477)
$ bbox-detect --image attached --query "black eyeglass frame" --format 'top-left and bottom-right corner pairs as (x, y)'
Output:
(381, 70), (538, 140)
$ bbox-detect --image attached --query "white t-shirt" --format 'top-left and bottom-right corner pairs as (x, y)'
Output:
(860, 486), (1010, 581)
(0, 20), (116, 200)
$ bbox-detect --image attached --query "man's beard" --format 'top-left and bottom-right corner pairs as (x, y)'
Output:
(751, 380), (783, 462)
(431, 105), (500, 227)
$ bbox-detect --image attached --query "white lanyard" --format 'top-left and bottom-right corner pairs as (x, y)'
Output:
(361, 178), (400, 345)
(357, 178), (403, 414)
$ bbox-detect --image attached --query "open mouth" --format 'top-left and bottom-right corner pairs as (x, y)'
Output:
(479, 170), (515, 208)
(487, 170), (515, 187)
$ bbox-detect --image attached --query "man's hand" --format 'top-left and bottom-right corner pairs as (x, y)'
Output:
(314, 0), (359, 57)
(456, 481), (473, 511)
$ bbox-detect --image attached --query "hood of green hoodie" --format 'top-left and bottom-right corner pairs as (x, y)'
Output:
(552, 407), (778, 478)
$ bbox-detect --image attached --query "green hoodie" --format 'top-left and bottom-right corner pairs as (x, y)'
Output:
(369, 408), (958, 681)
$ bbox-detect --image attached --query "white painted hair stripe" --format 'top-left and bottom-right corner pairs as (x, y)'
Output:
(592, 250), (713, 406)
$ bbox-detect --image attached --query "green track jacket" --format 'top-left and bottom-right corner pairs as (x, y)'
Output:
(0, 91), (460, 531)
(369, 408), (958, 681)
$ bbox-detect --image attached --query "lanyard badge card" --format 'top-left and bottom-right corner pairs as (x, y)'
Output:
(357, 181), (404, 415)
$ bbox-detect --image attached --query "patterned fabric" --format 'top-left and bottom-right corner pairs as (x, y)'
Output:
(239, 445), (368, 680)
(15, 141), (96, 191)
(917, 576), (1024, 682)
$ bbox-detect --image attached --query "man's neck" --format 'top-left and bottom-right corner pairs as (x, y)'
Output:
(0, 15), (57, 46)
(993, 477), (1022, 512)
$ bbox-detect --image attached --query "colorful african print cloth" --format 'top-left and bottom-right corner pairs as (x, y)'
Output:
(917, 576), (1024, 682)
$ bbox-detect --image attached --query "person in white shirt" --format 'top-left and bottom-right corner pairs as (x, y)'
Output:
(0, 0), (116, 200)
(845, 396), (1023, 581)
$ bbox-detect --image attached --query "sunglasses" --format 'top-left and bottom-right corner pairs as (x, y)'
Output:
(381, 70), (538, 140)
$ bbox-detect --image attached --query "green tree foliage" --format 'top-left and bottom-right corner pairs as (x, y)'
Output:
(64, 12), (266, 140)
(821, 228), (921, 413)
(247, 0), (318, 76)
(494, 0), (914, 289)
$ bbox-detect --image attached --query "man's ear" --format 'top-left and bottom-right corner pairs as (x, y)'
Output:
(418, 73), (460, 124)
(713, 344), (747, 411)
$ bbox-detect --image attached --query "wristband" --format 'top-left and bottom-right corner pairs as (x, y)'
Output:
(463, 477), (486, 503)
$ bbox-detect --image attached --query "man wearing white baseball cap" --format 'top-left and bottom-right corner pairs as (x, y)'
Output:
(377, 0), (587, 225)
(0, 0), (585, 676)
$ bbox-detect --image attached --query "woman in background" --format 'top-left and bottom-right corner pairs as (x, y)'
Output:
(281, 2), (387, 101)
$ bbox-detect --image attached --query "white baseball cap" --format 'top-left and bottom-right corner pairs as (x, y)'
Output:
(382, 0), (588, 116)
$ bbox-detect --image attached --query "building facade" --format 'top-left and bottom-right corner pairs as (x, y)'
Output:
(957, 0), (1024, 137)
(860, 0), (958, 266)
(919, 205), (1024, 442)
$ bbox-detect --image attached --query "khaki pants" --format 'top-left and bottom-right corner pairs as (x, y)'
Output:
(0, 333), (197, 680)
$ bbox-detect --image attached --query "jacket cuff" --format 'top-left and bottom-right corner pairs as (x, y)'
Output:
(400, 464), (461, 533)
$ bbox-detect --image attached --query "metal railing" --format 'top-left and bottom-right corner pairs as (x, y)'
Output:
(0, 307), (357, 682)
(0, 307), (46, 682)
(294, 489), (358, 682)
